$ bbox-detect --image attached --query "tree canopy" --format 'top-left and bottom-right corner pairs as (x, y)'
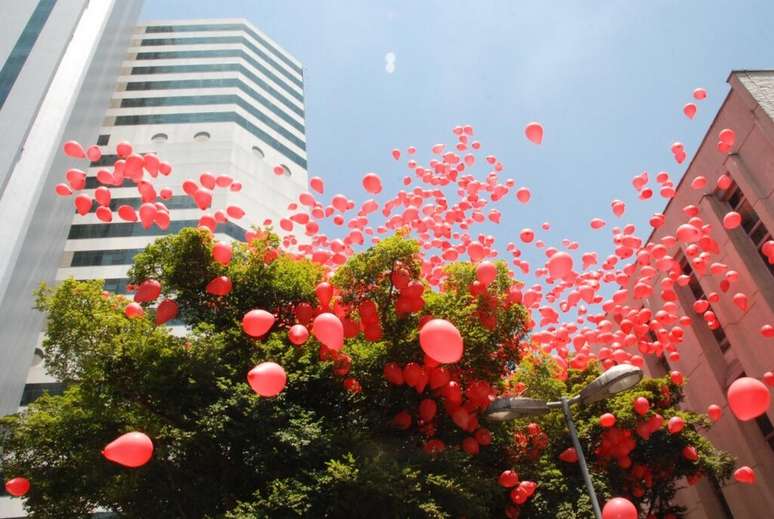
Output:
(1, 229), (733, 518)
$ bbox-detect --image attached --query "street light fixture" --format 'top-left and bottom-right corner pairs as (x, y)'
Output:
(484, 365), (643, 519)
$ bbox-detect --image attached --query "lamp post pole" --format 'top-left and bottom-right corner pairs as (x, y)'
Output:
(559, 396), (602, 519)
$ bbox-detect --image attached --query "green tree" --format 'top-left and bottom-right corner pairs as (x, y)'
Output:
(1, 229), (732, 518)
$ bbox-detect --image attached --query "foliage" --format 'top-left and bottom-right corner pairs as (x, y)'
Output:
(1, 230), (732, 518)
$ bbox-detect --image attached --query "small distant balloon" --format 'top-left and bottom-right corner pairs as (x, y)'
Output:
(524, 122), (543, 145)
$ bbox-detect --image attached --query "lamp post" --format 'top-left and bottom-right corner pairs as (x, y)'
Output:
(484, 364), (643, 519)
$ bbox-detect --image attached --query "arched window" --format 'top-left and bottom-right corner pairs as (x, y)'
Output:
(252, 145), (265, 158)
(151, 133), (168, 143)
(193, 131), (211, 142)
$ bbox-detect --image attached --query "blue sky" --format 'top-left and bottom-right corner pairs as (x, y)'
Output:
(142, 0), (774, 287)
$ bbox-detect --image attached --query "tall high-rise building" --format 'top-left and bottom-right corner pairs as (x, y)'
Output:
(23, 18), (307, 405)
(0, 0), (144, 418)
(617, 70), (774, 518)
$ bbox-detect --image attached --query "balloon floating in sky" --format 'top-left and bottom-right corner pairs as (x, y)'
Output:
(693, 87), (707, 100)
(248, 362), (287, 397)
(683, 103), (697, 119)
(524, 122), (543, 144)
(102, 432), (154, 468)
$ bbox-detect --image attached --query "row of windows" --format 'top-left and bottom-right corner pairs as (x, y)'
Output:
(125, 77), (304, 134)
(145, 24), (303, 76)
(720, 181), (774, 277)
(71, 249), (144, 267)
(0, 0), (56, 108)
(68, 219), (246, 241)
(678, 255), (731, 353)
(139, 36), (303, 91)
(121, 93), (306, 150)
(113, 112), (307, 169)
(20, 382), (66, 406)
(89, 195), (197, 213)
(131, 60), (303, 114)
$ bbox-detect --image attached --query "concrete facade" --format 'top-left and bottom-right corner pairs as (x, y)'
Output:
(0, 0), (143, 418)
(631, 71), (774, 518)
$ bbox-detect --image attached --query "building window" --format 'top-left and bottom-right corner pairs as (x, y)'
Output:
(0, 0), (57, 108)
(678, 255), (731, 353)
(96, 134), (110, 146)
(70, 249), (144, 267)
(718, 180), (774, 277)
(103, 278), (130, 294)
(121, 94), (305, 149)
(20, 382), (66, 406)
(139, 36), (303, 90)
(68, 220), (246, 241)
(124, 77), (305, 131)
(143, 23), (304, 77)
(151, 132), (168, 143)
(30, 347), (44, 367)
(194, 131), (211, 142)
(113, 112), (307, 169)
(130, 62), (304, 115)
(252, 145), (265, 158)
(280, 164), (291, 177)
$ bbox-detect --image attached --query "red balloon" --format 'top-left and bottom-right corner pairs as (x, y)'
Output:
(498, 470), (519, 488)
(723, 211), (741, 230)
(707, 404), (722, 422)
(419, 319), (463, 364)
(116, 141), (133, 158)
(763, 372), (774, 387)
(633, 397), (650, 416)
(155, 299), (178, 325)
(312, 312), (344, 351)
(55, 183), (72, 196)
(310, 176), (325, 194)
(667, 416), (685, 434)
(547, 252), (574, 280)
(524, 122), (543, 144)
(63, 140), (86, 158)
(139, 203), (157, 229)
(693, 88), (707, 100)
(124, 302), (144, 319)
(4, 477), (30, 497)
(247, 362), (287, 397)
(734, 466), (756, 484)
(117, 205), (137, 222)
(74, 194), (92, 215)
(95, 206), (112, 223)
(362, 173), (383, 194)
(316, 282), (334, 308)
(134, 279), (161, 303)
(212, 241), (233, 265)
(719, 128), (736, 146)
(602, 497), (637, 519)
(516, 187), (531, 204)
(727, 377), (771, 421)
(102, 431), (153, 468)
(288, 324), (309, 346)
(226, 205), (245, 219)
(242, 309), (275, 337)
(206, 276), (232, 296)
(475, 260), (497, 286)
(683, 103), (697, 119)
(194, 188), (213, 210)
(599, 413), (616, 428)
(559, 447), (578, 463)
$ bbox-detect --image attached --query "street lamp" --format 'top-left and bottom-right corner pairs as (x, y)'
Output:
(484, 365), (643, 519)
